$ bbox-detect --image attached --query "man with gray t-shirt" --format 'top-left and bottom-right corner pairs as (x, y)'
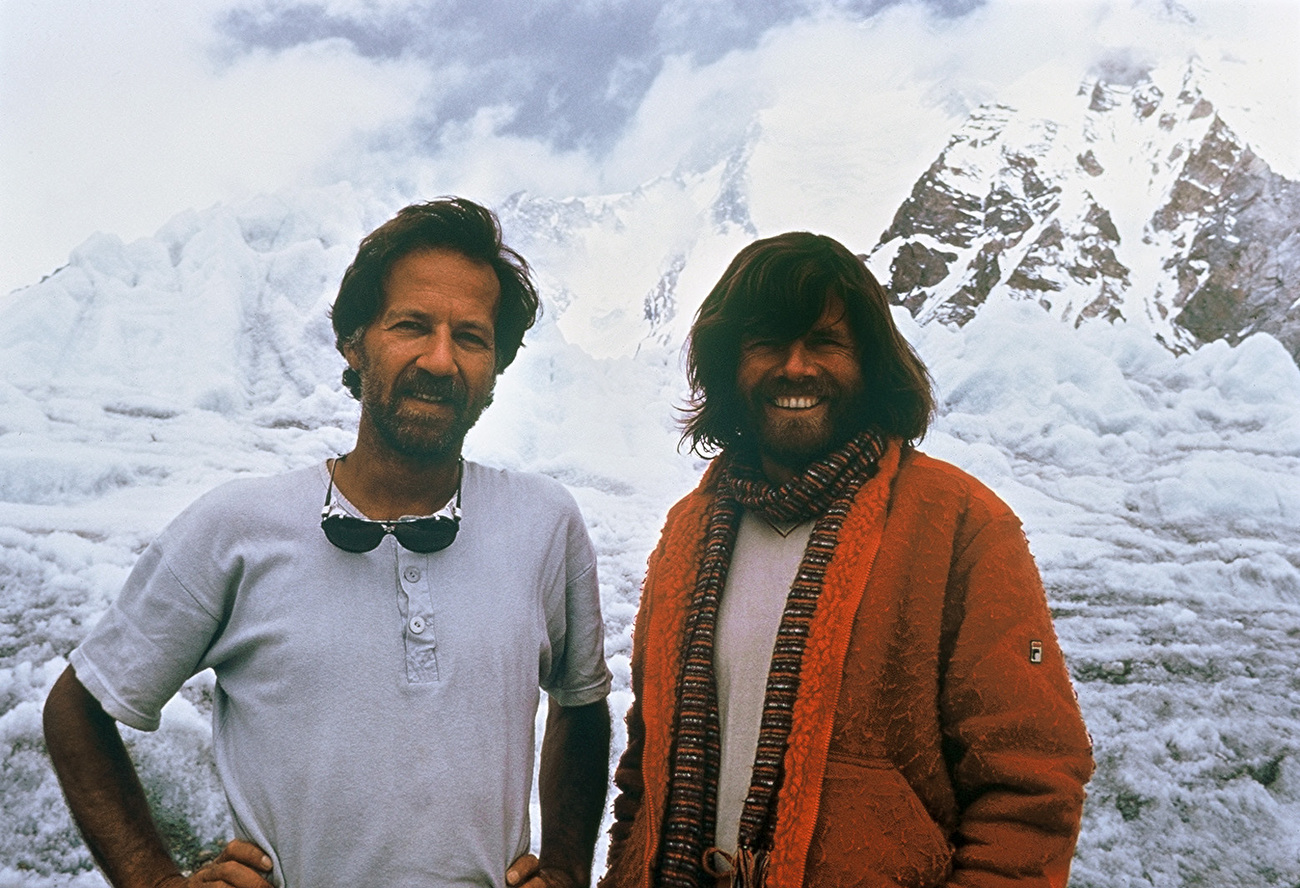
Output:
(44, 198), (612, 888)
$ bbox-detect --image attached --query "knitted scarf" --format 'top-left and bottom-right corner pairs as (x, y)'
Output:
(656, 430), (886, 888)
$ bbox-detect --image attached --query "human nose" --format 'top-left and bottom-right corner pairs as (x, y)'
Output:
(415, 327), (456, 376)
(776, 339), (817, 379)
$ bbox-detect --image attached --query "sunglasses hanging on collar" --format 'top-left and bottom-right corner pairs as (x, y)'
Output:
(320, 457), (461, 553)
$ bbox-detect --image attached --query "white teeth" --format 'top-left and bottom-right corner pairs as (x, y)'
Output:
(773, 396), (820, 409)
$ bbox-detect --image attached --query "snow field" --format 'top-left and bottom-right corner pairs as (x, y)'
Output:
(911, 302), (1300, 886)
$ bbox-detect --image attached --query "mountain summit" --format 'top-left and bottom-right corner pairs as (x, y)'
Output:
(867, 60), (1300, 363)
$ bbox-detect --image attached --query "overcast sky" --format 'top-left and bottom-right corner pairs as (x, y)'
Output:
(2, 0), (1296, 297)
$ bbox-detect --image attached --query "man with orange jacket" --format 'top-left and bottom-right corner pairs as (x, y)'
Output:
(600, 232), (1092, 888)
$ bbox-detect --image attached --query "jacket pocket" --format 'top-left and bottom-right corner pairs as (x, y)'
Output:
(803, 755), (952, 887)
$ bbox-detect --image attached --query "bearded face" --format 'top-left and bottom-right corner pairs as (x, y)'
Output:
(354, 355), (493, 462)
(735, 297), (865, 478)
(345, 248), (500, 464)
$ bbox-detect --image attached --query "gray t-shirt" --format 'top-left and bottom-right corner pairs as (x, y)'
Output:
(70, 460), (611, 888)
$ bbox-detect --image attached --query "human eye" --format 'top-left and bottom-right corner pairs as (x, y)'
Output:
(455, 327), (493, 350)
(741, 335), (781, 353)
(809, 328), (854, 351)
(386, 315), (427, 333)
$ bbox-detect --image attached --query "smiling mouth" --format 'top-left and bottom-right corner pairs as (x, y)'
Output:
(400, 381), (465, 410)
(771, 395), (824, 410)
(398, 392), (463, 419)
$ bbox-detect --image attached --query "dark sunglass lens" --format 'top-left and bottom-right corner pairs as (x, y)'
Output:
(322, 515), (387, 553)
(392, 518), (458, 553)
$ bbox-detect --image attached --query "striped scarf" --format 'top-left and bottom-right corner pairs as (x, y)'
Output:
(657, 431), (886, 888)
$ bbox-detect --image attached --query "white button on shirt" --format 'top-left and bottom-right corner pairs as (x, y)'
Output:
(409, 616), (426, 634)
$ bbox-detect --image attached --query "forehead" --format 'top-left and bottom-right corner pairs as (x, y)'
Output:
(381, 248), (500, 319)
(742, 293), (852, 341)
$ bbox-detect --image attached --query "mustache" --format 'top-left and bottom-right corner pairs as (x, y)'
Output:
(396, 370), (468, 408)
(758, 380), (835, 400)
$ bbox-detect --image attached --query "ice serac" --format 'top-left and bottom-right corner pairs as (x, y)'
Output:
(869, 60), (1300, 366)
(0, 186), (390, 414)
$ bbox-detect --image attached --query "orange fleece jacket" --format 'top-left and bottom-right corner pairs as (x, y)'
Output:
(601, 446), (1093, 888)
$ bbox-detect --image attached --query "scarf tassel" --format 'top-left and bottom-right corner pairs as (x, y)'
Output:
(702, 846), (768, 888)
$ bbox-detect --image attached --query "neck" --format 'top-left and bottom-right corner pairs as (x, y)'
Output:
(334, 424), (462, 520)
(759, 453), (800, 487)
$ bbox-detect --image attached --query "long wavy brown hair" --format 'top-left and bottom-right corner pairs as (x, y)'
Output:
(681, 231), (933, 457)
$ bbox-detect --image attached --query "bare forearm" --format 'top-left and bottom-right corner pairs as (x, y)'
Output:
(43, 666), (182, 888)
(538, 698), (611, 887)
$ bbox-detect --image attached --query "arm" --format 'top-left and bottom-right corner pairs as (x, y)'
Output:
(508, 698), (611, 888)
(44, 666), (273, 888)
(940, 519), (1094, 888)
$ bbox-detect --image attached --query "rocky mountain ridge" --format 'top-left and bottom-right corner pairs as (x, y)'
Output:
(866, 61), (1300, 364)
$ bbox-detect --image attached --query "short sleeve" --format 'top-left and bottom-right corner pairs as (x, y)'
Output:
(70, 510), (228, 731)
(541, 502), (612, 707)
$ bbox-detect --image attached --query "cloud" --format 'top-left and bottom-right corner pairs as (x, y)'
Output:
(212, 0), (985, 152)
(0, 0), (977, 296)
(208, 0), (1300, 204)
(0, 0), (430, 295)
(216, 0), (667, 152)
(1184, 0), (1300, 176)
(1, 0), (1295, 299)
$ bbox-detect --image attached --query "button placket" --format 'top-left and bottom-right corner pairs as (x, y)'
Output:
(397, 549), (438, 682)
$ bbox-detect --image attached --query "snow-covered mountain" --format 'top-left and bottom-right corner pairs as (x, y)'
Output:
(867, 60), (1300, 363)
(2, 55), (1299, 888)
(493, 142), (761, 359)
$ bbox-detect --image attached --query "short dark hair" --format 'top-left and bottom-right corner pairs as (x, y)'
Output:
(330, 197), (540, 397)
(681, 231), (934, 456)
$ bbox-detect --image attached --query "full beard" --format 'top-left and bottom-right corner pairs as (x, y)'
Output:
(364, 369), (493, 463)
(743, 380), (865, 471)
